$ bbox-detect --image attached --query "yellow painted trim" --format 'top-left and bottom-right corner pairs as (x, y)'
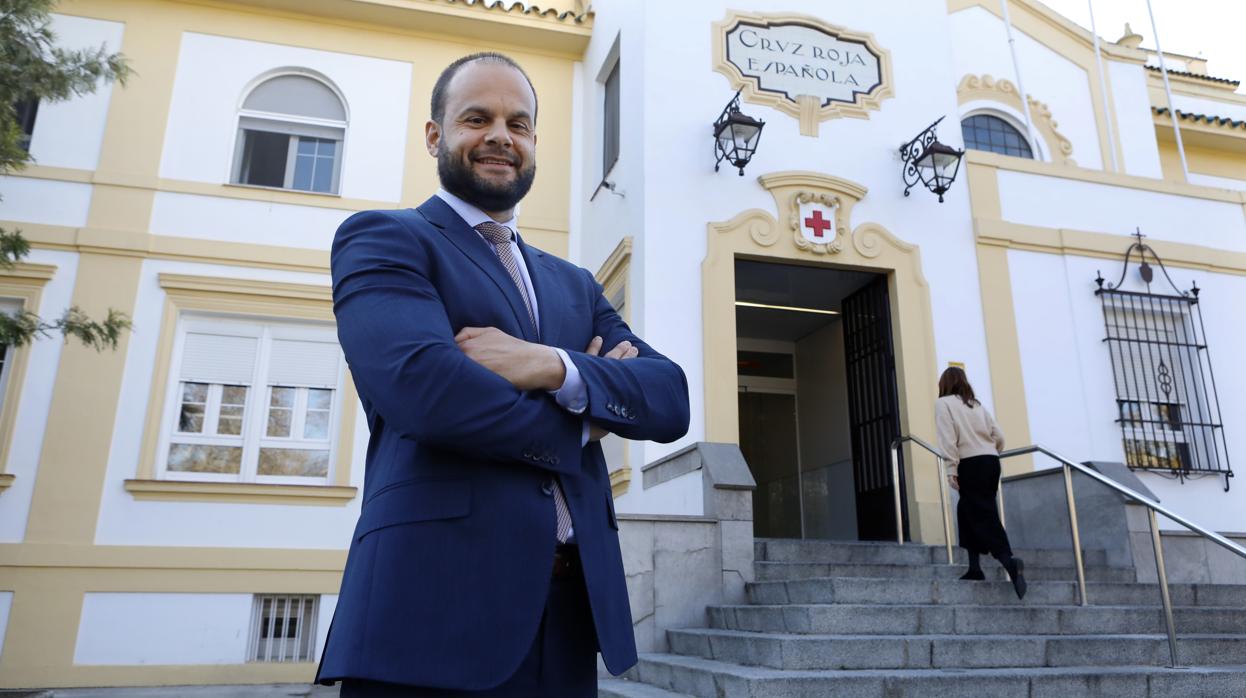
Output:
(0, 264), (56, 482)
(704, 171), (946, 543)
(711, 11), (895, 137)
(134, 274), (354, 496)
(0, 542), (346, 570)
(964, 149), (1246, 204)
(24, 254), (143, 545)
(957, 74), (1075, 165)
(12, 221), (330, 273)
(609, 466), (631, 499)
(595, 236), (632, 497)
(947, 0), (1129, 172)
(975, 218), (1246, 275)
(124, 479), (356, 505)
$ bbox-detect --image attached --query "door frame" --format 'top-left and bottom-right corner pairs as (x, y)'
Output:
(703, 171), (944, 544)
(736, 339), (806, 538)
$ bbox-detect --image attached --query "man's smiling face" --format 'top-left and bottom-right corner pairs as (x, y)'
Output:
(427, 60), (538, 216)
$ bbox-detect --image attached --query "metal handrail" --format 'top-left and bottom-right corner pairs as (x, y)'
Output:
(889, 435), (1246, 669)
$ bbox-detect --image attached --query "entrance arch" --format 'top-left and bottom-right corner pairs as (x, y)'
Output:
(703, 171), (946, 544)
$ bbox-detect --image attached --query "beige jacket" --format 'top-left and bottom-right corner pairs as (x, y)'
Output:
(935, 395), (1005, 475)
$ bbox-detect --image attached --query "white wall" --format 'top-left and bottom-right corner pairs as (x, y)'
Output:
(26, 15), (124, 171)
(1009, 248), (1246, 532)
(616, 469), (704, 517)
(949, 6), (1103, 170)
(625, 0), (996, 479)
(997, 170), (1246, 252)
(93, 258), (366, 549)
(0, 250), (79, 543)
(0, 177), (92, 228)
(159, 32), (412, 203)
(74, 593), (253, 665)
(148, 191), (352, 249)
(1108, 61), (1164, 179)
(1170, 93), (1246, 123)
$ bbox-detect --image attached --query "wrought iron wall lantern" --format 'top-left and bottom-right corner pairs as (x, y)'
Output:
(900, 116), (964, 202)
(713, 90), (765, 176)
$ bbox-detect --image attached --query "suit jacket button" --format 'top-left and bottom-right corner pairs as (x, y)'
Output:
(552, 456), (561, 465)
(541, 479), (555, 496)
(523, 450), (533, 459)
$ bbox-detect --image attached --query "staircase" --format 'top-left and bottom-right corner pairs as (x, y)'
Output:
(600, 538), (1246, 697)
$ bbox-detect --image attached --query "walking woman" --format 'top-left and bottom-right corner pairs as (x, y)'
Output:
(935, 367), (1026, 599)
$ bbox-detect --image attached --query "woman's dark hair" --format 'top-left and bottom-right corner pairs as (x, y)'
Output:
(938, 366), (978, 408)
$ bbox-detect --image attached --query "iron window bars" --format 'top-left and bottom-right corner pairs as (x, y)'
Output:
(1095, 231), (1232, 490)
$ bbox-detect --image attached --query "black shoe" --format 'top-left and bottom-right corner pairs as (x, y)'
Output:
(1007, 557), (1027, 599)
(959, 569), (985, 581)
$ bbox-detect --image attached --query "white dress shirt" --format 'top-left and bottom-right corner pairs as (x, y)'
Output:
(435, 189), (590, 436)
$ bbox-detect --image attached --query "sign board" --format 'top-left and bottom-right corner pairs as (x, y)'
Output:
(713, 12), (893, 137)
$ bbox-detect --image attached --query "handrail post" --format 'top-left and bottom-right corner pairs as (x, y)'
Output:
(1061, 463), (1089, 606)
(997, 484), (1007, 530)
(891, 442), (904, 545)
(937, 457), (954, 565)
(1148, 508), (1181, 668)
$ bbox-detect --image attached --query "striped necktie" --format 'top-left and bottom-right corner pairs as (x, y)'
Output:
(475, 221), (574, 544)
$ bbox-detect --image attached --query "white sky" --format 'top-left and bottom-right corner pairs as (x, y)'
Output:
(1037, 0), (1246, 94)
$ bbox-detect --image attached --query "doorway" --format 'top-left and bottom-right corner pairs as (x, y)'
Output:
(735, 259), (906, 541)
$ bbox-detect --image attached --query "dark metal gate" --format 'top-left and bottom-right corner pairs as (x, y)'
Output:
(842, 275), (908, 540)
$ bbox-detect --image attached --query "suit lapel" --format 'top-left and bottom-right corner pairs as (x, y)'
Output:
(416, 197), (538, 342)
(518, 239), (564, 349)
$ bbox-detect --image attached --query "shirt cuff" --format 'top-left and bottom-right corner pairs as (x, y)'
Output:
(549, 348), (587, 414)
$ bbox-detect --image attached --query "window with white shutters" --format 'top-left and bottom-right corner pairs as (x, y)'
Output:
(161, 316), (342, 483)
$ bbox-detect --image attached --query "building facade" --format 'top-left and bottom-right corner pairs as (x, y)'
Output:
(1, 0), (1244, 688)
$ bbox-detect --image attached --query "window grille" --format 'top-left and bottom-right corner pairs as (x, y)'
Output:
(1095, 232), (1232, 490)
(960, 114), (1033, 159)
(249, 594), (318, 662)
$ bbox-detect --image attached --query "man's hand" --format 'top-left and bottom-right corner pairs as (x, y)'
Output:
(947, 474), (960, 492)
(455, 327), (565, 391)
(585, 335), (638, 441)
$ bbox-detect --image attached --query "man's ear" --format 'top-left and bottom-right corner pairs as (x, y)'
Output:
(425, 120), (441, 157)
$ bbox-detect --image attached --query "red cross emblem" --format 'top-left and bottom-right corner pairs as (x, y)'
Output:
(804, 210), (832, 240)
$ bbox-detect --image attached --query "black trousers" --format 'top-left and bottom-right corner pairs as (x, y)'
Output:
(338, 562), (598, 698)
(957, 454), (1013, 560)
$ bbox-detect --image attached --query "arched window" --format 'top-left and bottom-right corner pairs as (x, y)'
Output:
(960, 114), (1033, 159)
(231, 73), (347, 194)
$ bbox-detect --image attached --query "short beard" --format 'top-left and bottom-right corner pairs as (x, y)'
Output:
(438, 147), (536, 214)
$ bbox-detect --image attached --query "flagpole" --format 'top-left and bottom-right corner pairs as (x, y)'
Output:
(1145, 0), (1190, 181)
(1086, 0), (1119, 171)
(999, 0), (1039, 153)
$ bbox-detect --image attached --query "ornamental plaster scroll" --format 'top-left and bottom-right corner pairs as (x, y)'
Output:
(712, 11), (895, 137)
(957, 74), (1076, 165)
(708, 172), (930, 293)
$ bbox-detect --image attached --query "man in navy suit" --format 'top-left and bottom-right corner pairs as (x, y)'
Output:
(315, 52), (690, 696)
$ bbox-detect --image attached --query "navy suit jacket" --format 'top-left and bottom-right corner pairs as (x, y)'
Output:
(315, 197), (690, 690)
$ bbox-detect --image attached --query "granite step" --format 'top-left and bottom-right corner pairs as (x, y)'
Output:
(707, 603), (1246, 636)
(754, 560), (1137, 583)
(754, 539), (1110, 568)
(746, 576), (1246, 607)
(597, 677), (694, 698)
(632, 653), (1246, 697)
(667, 628), (1246, 670)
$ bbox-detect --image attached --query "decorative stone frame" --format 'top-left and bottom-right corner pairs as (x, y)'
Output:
(712, 11), (895, 137)
(702, 171), (947, 543)
(0, 263), (56, 492)
(595, 236), (633, 498)
(126, 273), (358, 505)
(957, 74), (1076, 165)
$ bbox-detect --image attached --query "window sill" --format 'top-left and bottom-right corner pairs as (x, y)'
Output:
(224, 182), (341, 198)
(0, 473), (14, 492)
(124, 479), (357, 506)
